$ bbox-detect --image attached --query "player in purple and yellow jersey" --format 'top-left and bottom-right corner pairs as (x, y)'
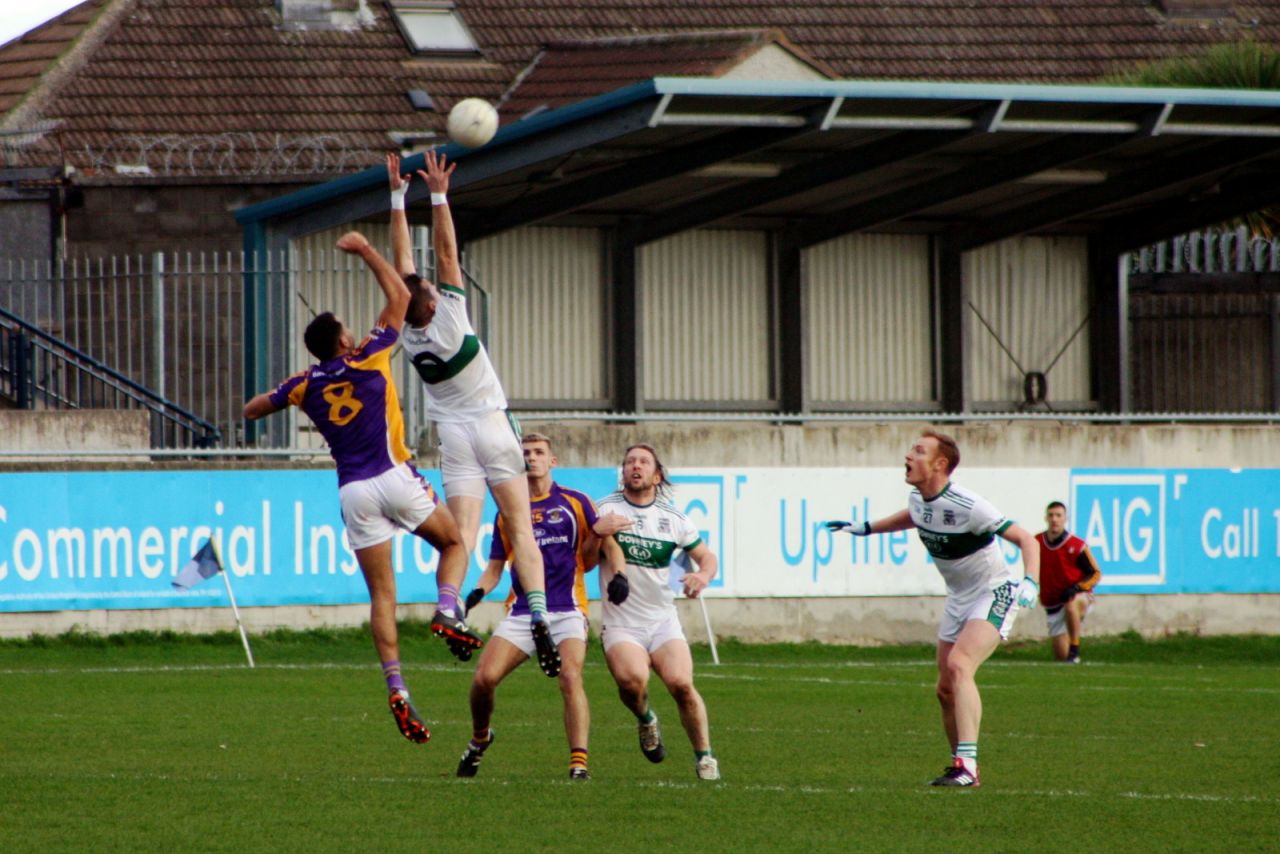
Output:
(454, 432), (628, 781)
(243, 230), (480, 747)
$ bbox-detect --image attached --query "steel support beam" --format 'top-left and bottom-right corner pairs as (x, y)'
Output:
(1102, 172), (1280, 253)
(1089, 237), (1127, 414)
(791, 133), (1133, 249)
(274, 100), (662, 240)
(935, 237), (968, 413)
(630, 129), (974, 246)
(951, 138), (1279, 251)
(775, 233), (806, 413)
(610, 227), (641, 413)
(459, 125), (818, 241)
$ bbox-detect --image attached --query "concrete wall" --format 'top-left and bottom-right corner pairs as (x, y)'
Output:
(512, 420), (1280, 469)
(61, 182), (307, 258)
(0, 409), (148, 461)
(6, 593), (1274, 644)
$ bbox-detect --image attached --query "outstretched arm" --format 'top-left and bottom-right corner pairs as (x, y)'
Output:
(825, 507), (915, 536)
(242, 392), (283, 421)
(386, 153), (416, 277)
(419, 150), (461, 288)
(336, 231), (410, 331)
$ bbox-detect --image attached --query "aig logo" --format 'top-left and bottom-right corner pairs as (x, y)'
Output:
(1071, 474), (1166, 585)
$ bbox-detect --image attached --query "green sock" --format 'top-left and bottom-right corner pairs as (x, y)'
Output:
(695, 749), (713, 760)
(526, 590), (548, 621)
(638, 707), (656, 724)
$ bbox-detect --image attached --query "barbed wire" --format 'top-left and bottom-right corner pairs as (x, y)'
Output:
(75, 132), (382, 176)
(1, 128), (384, 176)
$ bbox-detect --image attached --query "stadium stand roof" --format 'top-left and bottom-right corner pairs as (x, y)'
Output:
(237, 76), (1280, 254)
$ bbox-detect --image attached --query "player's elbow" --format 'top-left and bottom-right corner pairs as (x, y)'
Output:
(242, 396), (272, 420)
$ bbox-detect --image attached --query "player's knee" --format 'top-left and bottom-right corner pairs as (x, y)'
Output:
(666, 679), (697, 705)
(935, 680), (954, 706)
(557, 666), (583, 695)
(614, 673), (646, 699)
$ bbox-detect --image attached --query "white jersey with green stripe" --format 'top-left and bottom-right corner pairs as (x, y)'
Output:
(908, 481), (1016, 598)
(596, 491), (703, 628)
(400, 284), (507, 422)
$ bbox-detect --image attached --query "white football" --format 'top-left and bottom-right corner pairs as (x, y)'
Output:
(447, 98), (498, 148)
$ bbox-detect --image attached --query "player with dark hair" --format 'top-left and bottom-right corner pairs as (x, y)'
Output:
(454, 432), (629, 780)
(825, 428), (1040, 788)
(596, 442), (722, 781)
(1036, 501), (1101, 664)
(243, 231), (475, 745)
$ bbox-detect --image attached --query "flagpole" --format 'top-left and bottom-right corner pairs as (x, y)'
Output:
(697, 594), (720, 666)
(212, 542), (255, 669)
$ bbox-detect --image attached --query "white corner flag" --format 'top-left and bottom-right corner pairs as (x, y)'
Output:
(672, 552), (720, 665)
(173, 539), (255, 668)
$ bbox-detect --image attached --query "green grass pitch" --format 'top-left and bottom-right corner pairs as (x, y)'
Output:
(1, 627), (1276, 852)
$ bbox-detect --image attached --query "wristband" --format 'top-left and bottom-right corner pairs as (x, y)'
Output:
(390, 186), (407, 210)
(431, 192), (447, 206)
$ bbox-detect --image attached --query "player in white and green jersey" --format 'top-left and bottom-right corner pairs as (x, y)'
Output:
(825, 429), (1040, 789)
(384, 152), (561, 676)
(594, 443), (722, 781)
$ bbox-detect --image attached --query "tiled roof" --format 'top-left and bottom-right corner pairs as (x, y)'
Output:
(499, 30), (833, 119)
(454, 0), (1279, 83)
(1, 0), (1276, 179)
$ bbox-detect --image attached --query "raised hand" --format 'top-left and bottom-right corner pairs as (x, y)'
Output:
(418, 149), (457, 195)
(386, 152), (411, 193)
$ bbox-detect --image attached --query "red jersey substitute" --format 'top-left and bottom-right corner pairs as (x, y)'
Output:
(1036, 530), (1101, 607)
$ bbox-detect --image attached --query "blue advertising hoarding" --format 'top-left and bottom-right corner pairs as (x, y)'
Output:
(1, 465), (1276, 612)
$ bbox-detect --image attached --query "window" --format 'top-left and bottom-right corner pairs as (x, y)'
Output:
(389, 2), (479, 55)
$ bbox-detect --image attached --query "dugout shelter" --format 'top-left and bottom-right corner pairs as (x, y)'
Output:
(237, 77), (1280, 444)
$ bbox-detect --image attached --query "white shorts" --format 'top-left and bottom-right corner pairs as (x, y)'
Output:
(436, 409), (524, 498)
(601, 611), (687, 655)
(493, 610), (588, 656)
(339, 464), (438, 550)
(1046, 591), (1095, 637)
(938, 579), (1021, 643)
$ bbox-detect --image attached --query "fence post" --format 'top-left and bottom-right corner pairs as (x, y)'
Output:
(1272, 295), (1280, 413)
(12, 331), (30, 408)
(151, 252), (165, 401)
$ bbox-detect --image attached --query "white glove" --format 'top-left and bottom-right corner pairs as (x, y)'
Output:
(823, 520), (871, 536)
(1014, 575), (1039, 609)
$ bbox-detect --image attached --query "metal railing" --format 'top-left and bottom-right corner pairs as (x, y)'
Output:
(0, 246), (489, 449)
(1129, 227), (1280, 275)
(0, 305), (220, 447)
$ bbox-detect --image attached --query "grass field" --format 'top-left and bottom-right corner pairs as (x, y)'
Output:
(1, 626), (1276, 853)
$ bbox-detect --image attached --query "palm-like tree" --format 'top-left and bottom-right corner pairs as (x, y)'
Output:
(1109, 40), (1280, 236)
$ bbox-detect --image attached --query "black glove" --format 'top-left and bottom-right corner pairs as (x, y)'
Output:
(607, 573), (630, 605)
(823, 520), (871, 536)
(1061, 584), (1083, 604)
(464, 587), (486, 615)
